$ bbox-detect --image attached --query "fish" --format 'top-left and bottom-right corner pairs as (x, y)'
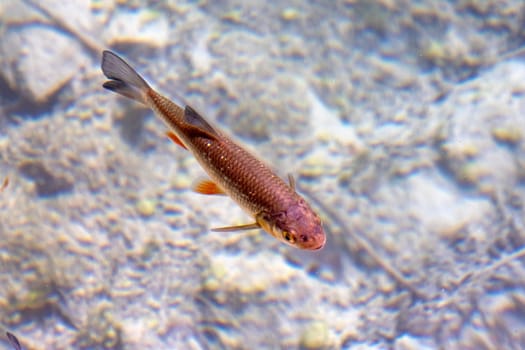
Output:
(6, 332), (22, 350)
(101, 50), (326, 250)
(0, 177), (8, 192)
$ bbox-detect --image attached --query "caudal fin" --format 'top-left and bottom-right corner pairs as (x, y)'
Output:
(101, 50), (150, 105)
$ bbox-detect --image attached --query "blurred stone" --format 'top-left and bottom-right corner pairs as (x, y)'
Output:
(394, 334), (433, 350)
(299, 320), (331, 349)
(406, 173), (491, 238)
(207, 252), (297, 295)
(136, 198), (157, 217)
(103, 9), (169, 48)
(0, 25), (87, 103)
(436, 61), (525, 195)
(18, 160), (74, 197)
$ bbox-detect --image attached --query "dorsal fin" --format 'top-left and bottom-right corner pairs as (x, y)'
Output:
(184, 106), (218, 136)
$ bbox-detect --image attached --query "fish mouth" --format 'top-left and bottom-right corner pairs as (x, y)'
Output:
(311, 241), (325, 250)
(301, 236), (326, 250)
(313, 233), (327, 250)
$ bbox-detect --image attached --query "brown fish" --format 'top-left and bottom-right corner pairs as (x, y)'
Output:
(101, 50), (325, 250)
(0, 177), (9, 192)
(0, 177), (7, 192)
(6, 332), (22, 350)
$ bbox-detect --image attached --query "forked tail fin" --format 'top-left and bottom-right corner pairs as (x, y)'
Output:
(101, 50), (150, 105)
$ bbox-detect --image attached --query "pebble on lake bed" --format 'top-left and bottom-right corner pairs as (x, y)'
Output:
(0, 25), (87, 103)
(299, 320), (331, 349)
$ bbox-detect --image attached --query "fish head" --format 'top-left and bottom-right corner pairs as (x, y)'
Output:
(257, 198), (326, 250)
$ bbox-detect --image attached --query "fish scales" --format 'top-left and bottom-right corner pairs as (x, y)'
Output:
(101, 50), (326, 250)
(149, 90), (296, 216)
(189, 133), (297, 217)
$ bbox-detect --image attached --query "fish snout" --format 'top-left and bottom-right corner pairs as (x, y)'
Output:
(294, 222), (326, 250)
(282, 200), (326, 250)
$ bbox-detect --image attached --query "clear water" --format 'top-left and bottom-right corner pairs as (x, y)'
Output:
(1, 1), (524, 349)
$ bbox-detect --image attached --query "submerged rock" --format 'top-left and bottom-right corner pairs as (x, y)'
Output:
(103, 9), (169, 49)
(436, 61), (525, 195)
(18, 160), (74, 197)
(0, 25), (87, 103)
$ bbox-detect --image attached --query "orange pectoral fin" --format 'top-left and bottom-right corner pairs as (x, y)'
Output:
(193, 179), (226, 195)
(166, 131), (187, 150)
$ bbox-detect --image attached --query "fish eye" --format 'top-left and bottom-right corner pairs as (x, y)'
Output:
(282, 230), (295, 243)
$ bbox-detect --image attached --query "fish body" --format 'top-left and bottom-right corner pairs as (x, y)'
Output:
(101, 50), (325, 250)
